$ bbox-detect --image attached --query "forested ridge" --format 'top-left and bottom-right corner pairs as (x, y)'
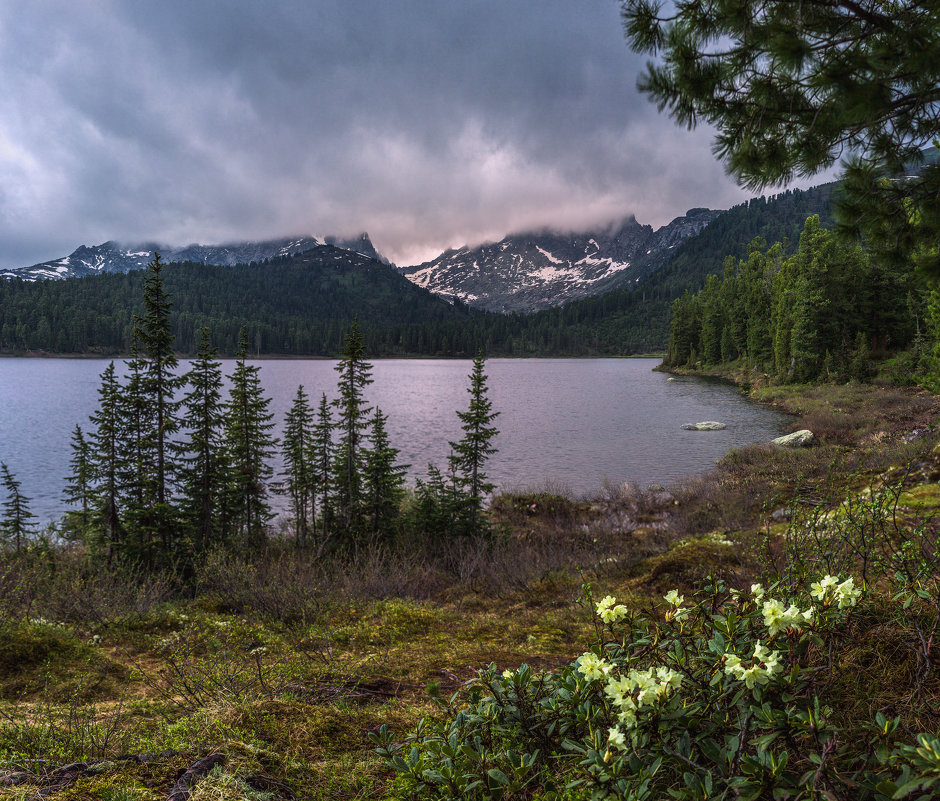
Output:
(0, 186), (837, 358)
(664, 215), (929, 382)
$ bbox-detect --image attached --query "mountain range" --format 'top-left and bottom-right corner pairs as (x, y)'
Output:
(1, 211), (721, 314)
(0, 233), (387, 282)
(399, 208), (720, 313)
(0, 183), (838, 357)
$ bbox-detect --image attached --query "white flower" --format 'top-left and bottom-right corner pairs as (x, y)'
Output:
(751, 583), (765, 600)
(835, 577), (861, 609)
(810, 575), (840, 601)
(656, 666), (679, 688)
(608, 726), (628, 750)
(752, 642), (781, 675)
(595, 595), (628, 624)
(762, 599), (788, 635)
(618, 706), (638, 728)
(502, 669), (514, 680)
(762, 599), (807, 635)
(577, 652), (611, 681)
(664, 589), (684, 607)
(724, 643), (782, 689)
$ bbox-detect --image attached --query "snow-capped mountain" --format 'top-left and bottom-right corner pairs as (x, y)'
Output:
(1, 233), (389, 281)
(401, 209), (720, 313)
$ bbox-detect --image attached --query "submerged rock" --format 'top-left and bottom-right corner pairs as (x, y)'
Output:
(682, 421), (727, 431)
(771, 429), (817, 448)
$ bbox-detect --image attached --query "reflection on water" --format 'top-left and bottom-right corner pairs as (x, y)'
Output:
(0, 357), (789, 521)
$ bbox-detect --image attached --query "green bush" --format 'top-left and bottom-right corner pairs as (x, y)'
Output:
(375, 577), (940, 800)
(0, 618), (82, 676)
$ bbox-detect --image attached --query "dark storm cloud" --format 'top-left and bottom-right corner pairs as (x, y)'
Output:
(0, 0), (764, 268)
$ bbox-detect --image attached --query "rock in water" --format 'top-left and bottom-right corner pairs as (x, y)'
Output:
(682, 421), (727, 431)
(771, 429), (817, 447)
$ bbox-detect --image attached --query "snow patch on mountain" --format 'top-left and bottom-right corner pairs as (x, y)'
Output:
(3, 233), (392, 281)
(400, 208), (720, 313)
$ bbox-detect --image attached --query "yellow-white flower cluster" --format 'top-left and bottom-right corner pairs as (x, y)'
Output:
(762, 598), (814, 636)
(596, 595), (628, 624)
(576, 652), (612, 681)
(810, 574), (861, 609)
(605, 665), (682, 749)
(724, 642), (783, 689)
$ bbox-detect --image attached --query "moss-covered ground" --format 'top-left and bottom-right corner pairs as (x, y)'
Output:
(1, 377), (938, 799)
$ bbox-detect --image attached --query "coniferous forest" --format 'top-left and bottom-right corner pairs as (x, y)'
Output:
(0, 186), (840, 358)
(663, 215), (929, 382)
(50, 255), (502, 570)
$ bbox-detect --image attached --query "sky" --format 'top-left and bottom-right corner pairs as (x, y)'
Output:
(0, 1), (813, 269)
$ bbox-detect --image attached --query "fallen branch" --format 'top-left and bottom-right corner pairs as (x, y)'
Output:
(167, 753), (226, 801)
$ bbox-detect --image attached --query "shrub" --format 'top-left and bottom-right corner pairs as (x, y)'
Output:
(375, 577), (939, 800)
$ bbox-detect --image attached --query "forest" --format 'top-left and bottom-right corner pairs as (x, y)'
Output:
(663, 215), (929, 383)
(0, 186), (838, 359)
(11, 256), (503, 572)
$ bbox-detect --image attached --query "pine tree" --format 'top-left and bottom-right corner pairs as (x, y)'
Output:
(87, 361), (125, 562)
(332, 320), (373, 541)
(449, 352), (499, 535)
(699, 274), (724, 365)
(311, 393), (334, 553)
(280, 385), (316, 547)
(621, 0), (940, 277)
(849, 331), (872, 382)
(62, 425), (93, 541)
(1, 463), (35, 552)
(362, 407), (408, 543)
(408, 463), (459, 541)
(180, 327), (229, 552)
(133, 252), (186, 558)
(120, 344), (159, 564)
(224, 328), (277, 548)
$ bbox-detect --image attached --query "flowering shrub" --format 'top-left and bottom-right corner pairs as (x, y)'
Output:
(374, 576), (940, 800)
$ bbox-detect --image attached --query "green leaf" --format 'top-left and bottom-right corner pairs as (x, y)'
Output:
(488, 768), (511, 786)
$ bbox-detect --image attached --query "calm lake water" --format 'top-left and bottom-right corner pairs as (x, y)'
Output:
(0, 357), (790, 522)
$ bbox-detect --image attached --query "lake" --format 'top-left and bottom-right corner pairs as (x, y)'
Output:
(0, 357), (790, 523)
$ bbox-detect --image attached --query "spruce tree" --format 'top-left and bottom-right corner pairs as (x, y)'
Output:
(699, 274), (724, 365)
(362, 407), (408, 544)
(180, 327), (229, 552)
(331, 320), (373, 542)
(311, 393), (335, 553)
(224, 328), (277, 548)
(133, 252), (185, 558)
(279, 385), (316, 547)
(449, 352), (499, 534)
(62, 425), (93, 541)
(120, 343), (159, 564)
(1, 463), (35, 552)
(87, 361), (125, 562)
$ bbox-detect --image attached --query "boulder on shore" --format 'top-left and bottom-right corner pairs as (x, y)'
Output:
(682, 421), (726, 431)
(771, 429), (817, 448)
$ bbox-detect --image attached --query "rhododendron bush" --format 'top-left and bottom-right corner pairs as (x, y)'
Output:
(374, 575), (940, 800)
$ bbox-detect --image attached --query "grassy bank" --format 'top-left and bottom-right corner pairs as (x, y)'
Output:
(1, 376), (938, 799)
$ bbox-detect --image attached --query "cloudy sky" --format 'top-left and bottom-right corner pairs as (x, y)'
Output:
(0, 1), (808, 269)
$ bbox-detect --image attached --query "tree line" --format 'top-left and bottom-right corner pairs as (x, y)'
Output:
(663, 216), (924, 382)
(0, 186), (839, 359)
(1, 255), (500, 568)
